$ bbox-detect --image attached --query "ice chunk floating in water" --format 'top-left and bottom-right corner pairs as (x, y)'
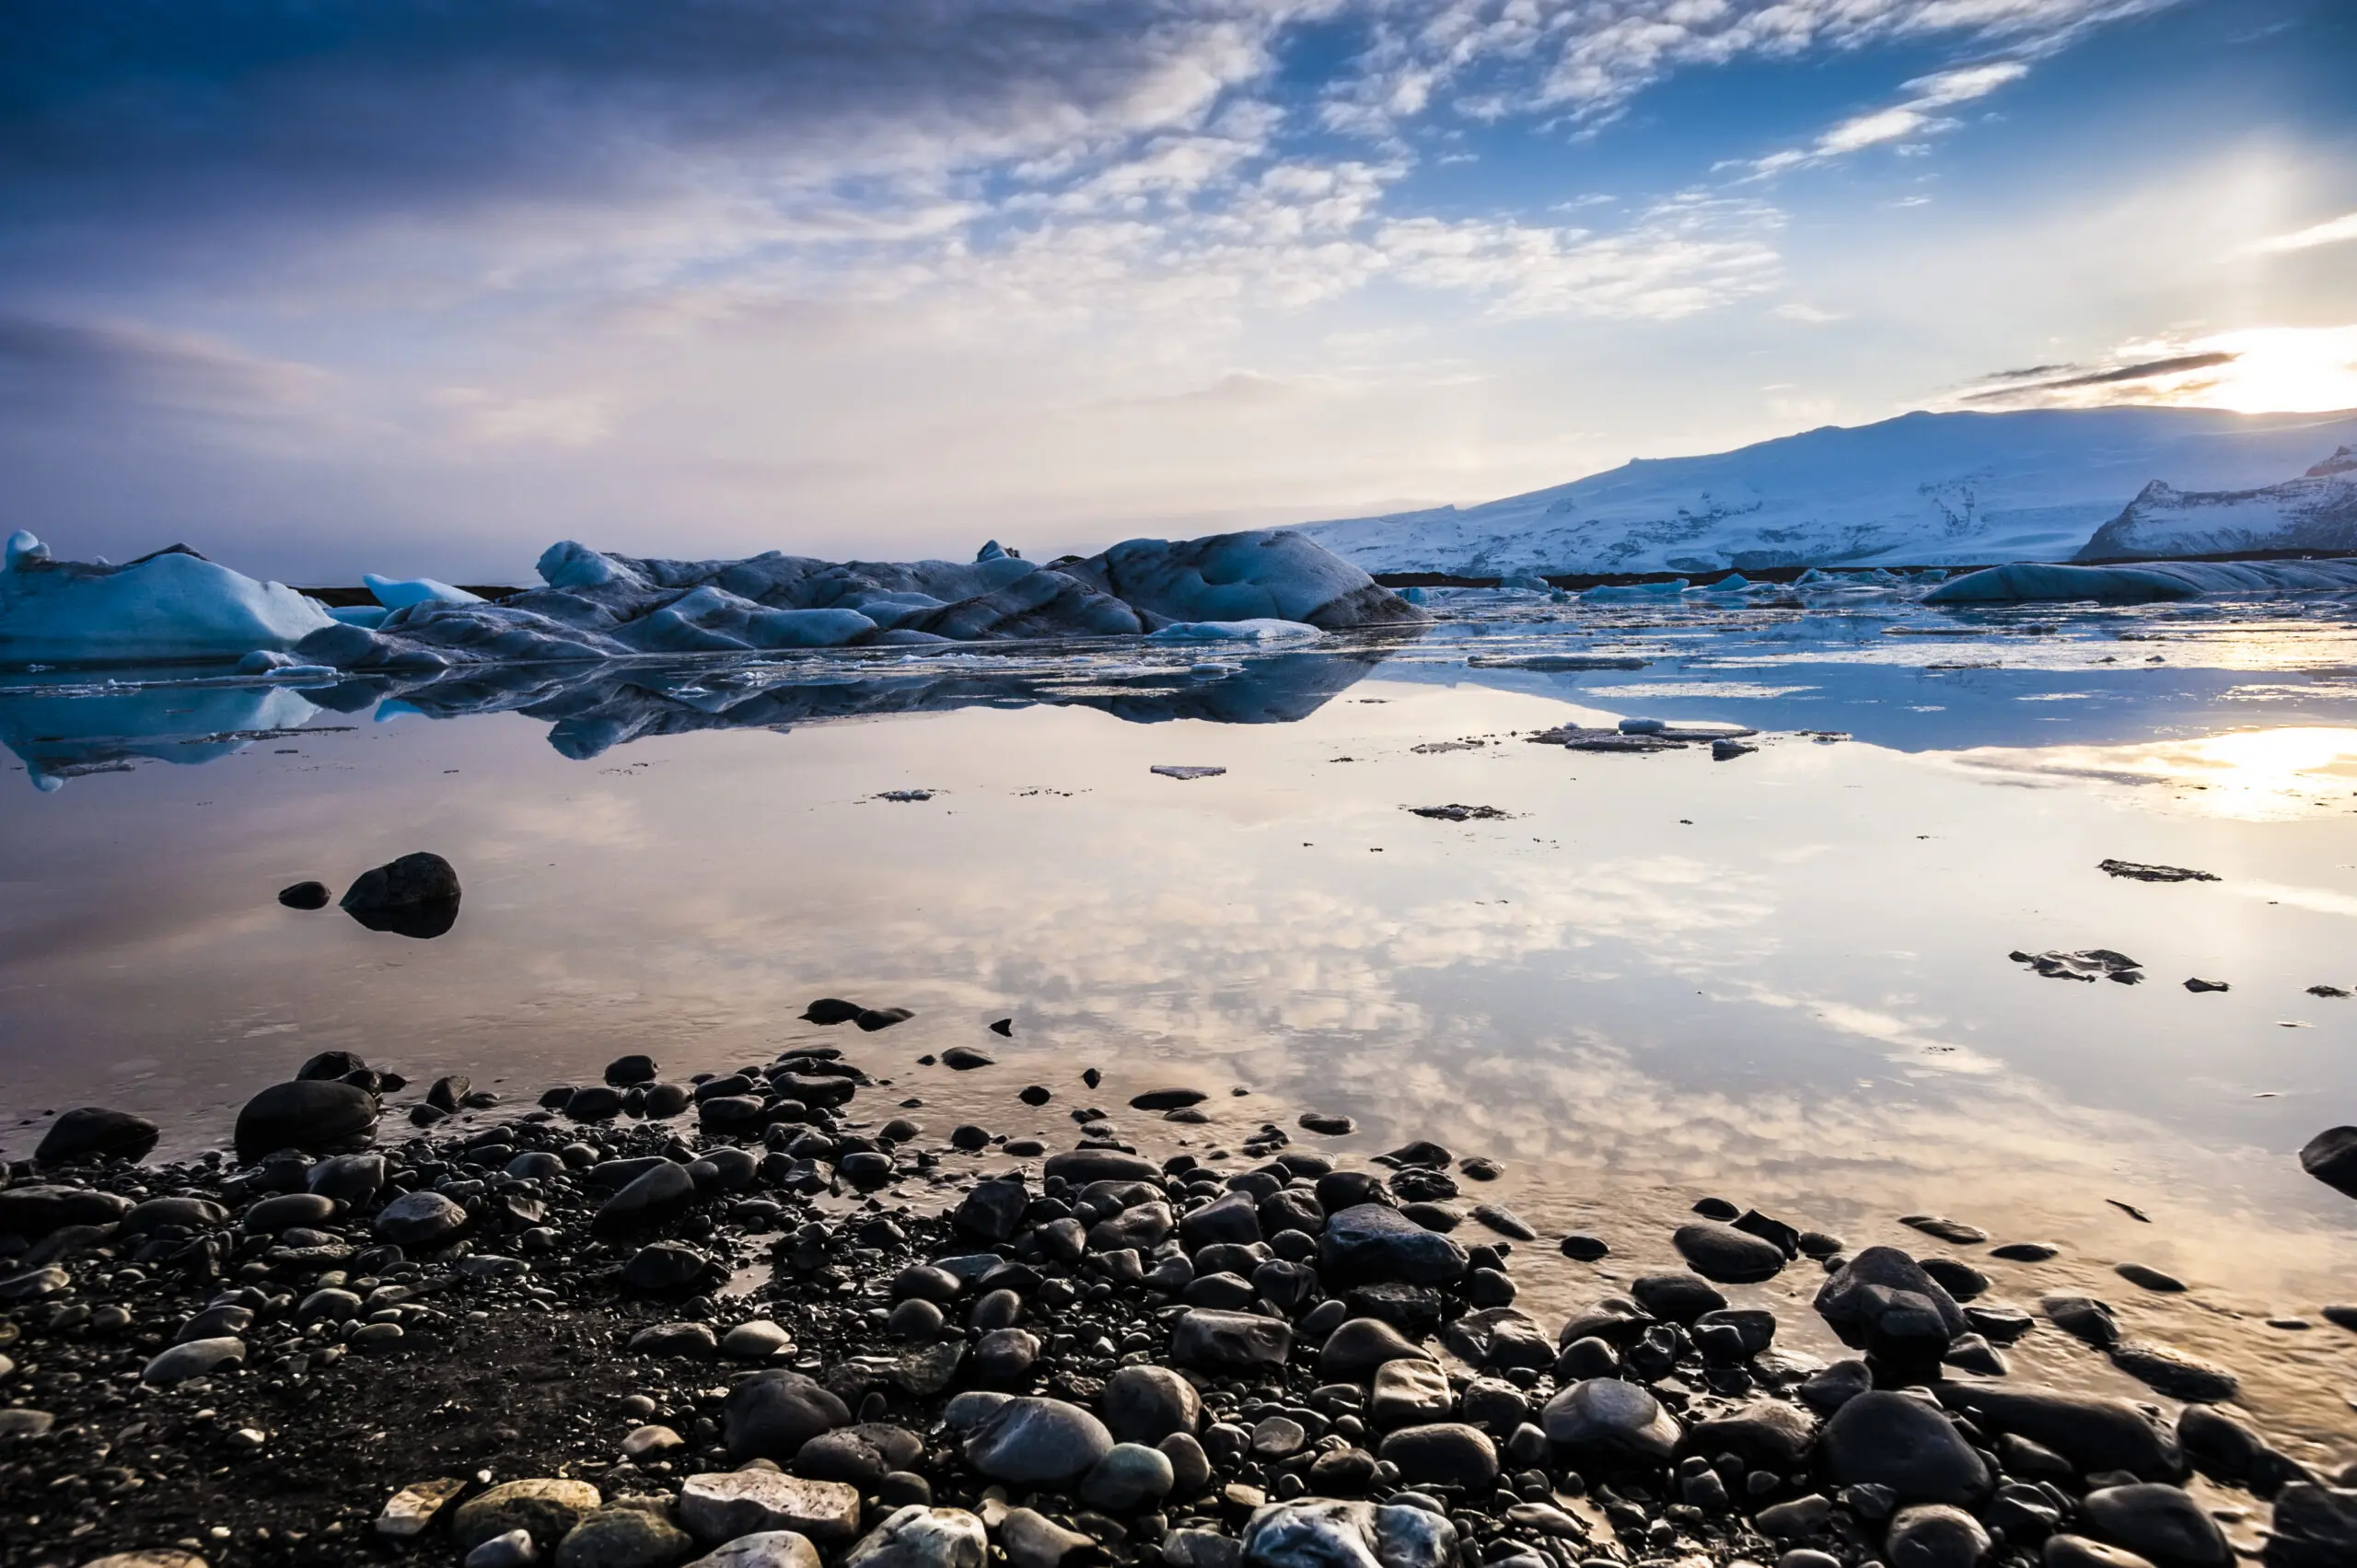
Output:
(0, 534), (333, 666)
(1925, 557), (2357, 604)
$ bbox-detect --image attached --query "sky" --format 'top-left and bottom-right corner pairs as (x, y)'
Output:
(1, 0), (2353, 583)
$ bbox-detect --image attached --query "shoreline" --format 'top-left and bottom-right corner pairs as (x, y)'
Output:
(4, 1040), (2352, 1568)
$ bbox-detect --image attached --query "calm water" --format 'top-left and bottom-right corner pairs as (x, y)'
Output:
(5, 587), (2357, 1472)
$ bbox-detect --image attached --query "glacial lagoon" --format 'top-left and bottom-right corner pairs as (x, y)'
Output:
(6, 583), (2357, 1483)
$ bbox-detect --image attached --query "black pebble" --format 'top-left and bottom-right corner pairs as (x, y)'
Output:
(278, 880), (331, 911)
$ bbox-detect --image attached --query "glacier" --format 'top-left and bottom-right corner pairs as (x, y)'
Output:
(1294, 405), (2357, 575)
(0, 533), (334, 666)
(0, 529), (1423, 673)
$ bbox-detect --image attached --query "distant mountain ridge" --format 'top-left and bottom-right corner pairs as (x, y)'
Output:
(1292, 407), (2357, 575)
(2075, 445), (2357, 562)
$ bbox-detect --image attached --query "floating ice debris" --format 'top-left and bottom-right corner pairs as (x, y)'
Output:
(1711, 738), (1757, 761)
(1582, 578), (1687, 601)
(1411, 739), (1484, 753)
(2307, 984), (2351, 998)
(2184, 978), (2230, 993)
(0, 534), (334, 666)
(1151, 765), (1225, 780)
(1618, 716), (1666, 734)
(875, 790), (936, 803)
(1146, 618), (1320, 643)
(1926, 557), (2357, 604)
(2098, 858), (2218, 883)
(1464, 654), (1648, 671)
(1406, 804), (1511, 821)
(2010, 947), (2144, 983)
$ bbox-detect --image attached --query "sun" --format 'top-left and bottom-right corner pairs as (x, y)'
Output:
(2136, 325), (2357, 414)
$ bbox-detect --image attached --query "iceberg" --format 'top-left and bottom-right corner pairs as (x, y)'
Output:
(1147, 619), (1321, 643)
(0, 528), (1420, 674)
(1924, 557), (2357, 604)
(0, 534), (334, 667)
(1583, 578), (1688, 601)
(364, 574), (485, 610)
(291, 529), (1422, 671)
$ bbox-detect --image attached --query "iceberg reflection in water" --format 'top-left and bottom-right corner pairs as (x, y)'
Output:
(0, 635), (1421, 787)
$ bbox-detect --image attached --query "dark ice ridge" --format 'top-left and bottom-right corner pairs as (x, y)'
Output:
(7, 1043), (2354, 1568)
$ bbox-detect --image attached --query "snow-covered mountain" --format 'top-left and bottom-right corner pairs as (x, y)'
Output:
(1293, 407), (2357, 575)
(2073, 446), (2357, 561)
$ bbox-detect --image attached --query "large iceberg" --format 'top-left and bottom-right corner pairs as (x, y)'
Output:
(296, 530), (1423, 672)
(1924, 557), (2357, 604)
(0, 533), (333, 666)
(0, 528), (1424, 673)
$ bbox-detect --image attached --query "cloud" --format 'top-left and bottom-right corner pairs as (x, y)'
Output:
(0, 315), (334, 419)
(1736, 55), (2033, 175)
(1324, 0), (2180, 137)
(1375, 198), (1782, 319)
(1949, 327), (2357, 414)
(1961, 349), (2239, 401)
(2247, 211), (2357, 256)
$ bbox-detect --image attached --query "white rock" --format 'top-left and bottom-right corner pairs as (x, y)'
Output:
(679, 1472), (862, 1547)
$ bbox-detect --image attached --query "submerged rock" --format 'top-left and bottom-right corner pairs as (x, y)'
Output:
(233, 1078), (377, 1162)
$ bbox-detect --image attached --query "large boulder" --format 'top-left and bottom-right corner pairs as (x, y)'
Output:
(960, 1397), (1113, 1484)
(1933, 1384), (2184, 1481)
(341, 851), (462, 938)
(2078, 1484), (2232, 1568)
(1539, 1378), (1678, 1463)
(1819, 1391), (1990, 1505)
(0, 1183), (132, 1237)
(839, 1506), (987, 1568)
(232, 1078), (379, 1163)
(2299, 1127), (2357, 1199)
(724, 1371), (853, 1462)
(451, 1481), (603, 1551)
(1320, 1203), (1469, 1286)
(34, 1107), (158, 1165)
(1814, 1247), (1968, 1359)
(2265, 1482), (2357, 1568)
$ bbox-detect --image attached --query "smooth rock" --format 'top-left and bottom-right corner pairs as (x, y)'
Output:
(1081, 1443), (1178, 1509)
(554, 1509), (695, 1568)
(2264, 1482), (2357, 1568)
(1238, 1498), (1457, 1568)
(1933, 1384), (2184, 1481)
(452, 1481), (605, 1551)
(1102, 1365), (1202, 1444)
(1539, 1378), (1678, 1462)
(142, 1336), (247, 1386)
(1674, 1222), (1787, 1283)
(1320, 1317), (1432, 1381)
(1369, 1359), (1454, 1430)
(1004, 1512), (1099, 1568)
(840, 1506), (987, 1568)
(376, 1190), (468, 1247)
(1815, 1247), (1968, 1358)
(1377, 1423), (1497, 1490)
(1886, 1504), (1991, 1568)
(2078, 1483), (2232, 1568)
(34, 1107), (158, 1166)
(961, 1397), (1114, 1484)
(1320, 1203), (1469, 1286)
(1819, 1390), (1991, 1504)
(679, 1472), (862, 1546)
(342, 851), (462, 938)
(681, 1534), (822, 1568)
(233, 1079), (377, 1163)
(724, 1371), (853, 1463)
(1172, 1308), (1292, 1371)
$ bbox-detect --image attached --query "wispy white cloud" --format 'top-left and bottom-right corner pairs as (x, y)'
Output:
(2247, 211), (2357, 256)
(1734, 55), (2032, 175)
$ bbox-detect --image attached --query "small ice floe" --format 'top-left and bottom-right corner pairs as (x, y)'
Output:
(1406, 804), (1512, 821)
(2010, 947), (2144, 983)
(875, 789), (936, 803)
(1582, 578), (1687, 601)
(1151, 765), (1225, 780)
(2185, 977), (2231, 993)
(2098, 858), (2218, 883)
(1466, 653), (1649, 671)
(364, 574), (485, 610)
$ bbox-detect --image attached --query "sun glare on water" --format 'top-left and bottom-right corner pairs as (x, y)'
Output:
(1951, 725), (2357, 820)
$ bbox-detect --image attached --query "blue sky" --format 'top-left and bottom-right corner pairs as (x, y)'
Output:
(2, 0), (2351, 581)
